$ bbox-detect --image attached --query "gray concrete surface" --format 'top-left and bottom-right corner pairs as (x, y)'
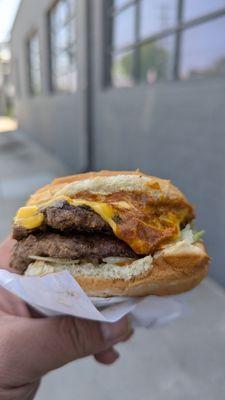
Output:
(1, 130), (225, 399)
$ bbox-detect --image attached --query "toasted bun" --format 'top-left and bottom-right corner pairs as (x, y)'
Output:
(26, 169), (193, 213)
(25, 241), (210, 297)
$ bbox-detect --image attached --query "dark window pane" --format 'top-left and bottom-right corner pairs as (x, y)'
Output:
(140, 36), (175, 84)
(54, 0), (69, 27)
(140, 0), (178, 39)
(51, 25), (69, 50)
(51, 22), (75, 51)
(54, 51), (70, 75)
(49, 0), (77, 92)
(111, 50), (134, 87)
(183, 0), (225, 21)
(180, 17), (225, 80)
(69, 21), (76, 44)
(113, 6), (135, 49)
(28, 34), (41, 95)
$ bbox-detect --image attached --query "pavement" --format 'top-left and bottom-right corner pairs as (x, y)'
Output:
(0, 129), (225, 400)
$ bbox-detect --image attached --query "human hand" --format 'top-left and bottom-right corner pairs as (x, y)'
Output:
(0, 238), (132, 400)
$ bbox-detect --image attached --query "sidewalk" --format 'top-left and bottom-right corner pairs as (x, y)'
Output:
(0, 130), (225, 400)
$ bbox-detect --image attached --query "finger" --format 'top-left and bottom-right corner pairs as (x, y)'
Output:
(0, 237), (16, 270)
(94, 328), (134, 365)
(0, 287), (31, 318)
(120, 328), (134, 342)
(94, 347), (119, 365)
(0, 315), (131, 386)
(94, 323), (134, 365)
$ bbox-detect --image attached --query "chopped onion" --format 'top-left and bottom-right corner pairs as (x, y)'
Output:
(29, 255), (79, 265)
(102, 257), (136, 265)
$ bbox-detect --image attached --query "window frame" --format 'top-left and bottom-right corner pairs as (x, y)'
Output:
(47, 0), (77, 94)
(104, 0), (225, 87)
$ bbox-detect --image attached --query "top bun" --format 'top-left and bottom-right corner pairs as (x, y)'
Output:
(27, 170), (194, 216)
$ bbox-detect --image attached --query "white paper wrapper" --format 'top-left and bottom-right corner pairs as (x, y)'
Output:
(0, 269), (187, 327)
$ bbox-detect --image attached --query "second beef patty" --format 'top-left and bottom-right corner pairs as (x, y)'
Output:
(11, 232), (137, 272)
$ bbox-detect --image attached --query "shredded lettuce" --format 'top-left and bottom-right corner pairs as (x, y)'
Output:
(193, 230), (205, 242)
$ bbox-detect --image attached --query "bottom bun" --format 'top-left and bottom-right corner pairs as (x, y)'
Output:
(25, 240), (210, 297)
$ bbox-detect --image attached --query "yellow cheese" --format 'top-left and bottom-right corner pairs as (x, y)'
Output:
(72, 200), (117, 232)
(14, 198), (118, 232)
(14, 206), (44, 229)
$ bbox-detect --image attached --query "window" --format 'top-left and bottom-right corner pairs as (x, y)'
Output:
(111, 50), (135, 88)
(28, 33), (41, 95)
(105, 0), (225, 87)
(140, 0), (177, 39)
(140, 36), (175, 84)
(183, 0), (225, 22)
(48, 0), (77, 93)
(113, 6), (136, 50)
(180, 16), (225, 80)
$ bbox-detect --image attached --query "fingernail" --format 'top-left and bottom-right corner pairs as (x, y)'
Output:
(101, 316), (129, 342)
(95, 348), (120, 365)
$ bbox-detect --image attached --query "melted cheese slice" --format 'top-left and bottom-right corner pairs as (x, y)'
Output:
(15, 206), (44, 229)
(14, 197), (118, 231)
(14, 193), (187, 255)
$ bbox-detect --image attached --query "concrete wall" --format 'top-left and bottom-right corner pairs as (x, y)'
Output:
(11, 0), (225, 286)
(11, 0), (88, 170)
(92, 1), (225, 285)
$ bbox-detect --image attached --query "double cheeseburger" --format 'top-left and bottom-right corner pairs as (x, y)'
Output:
(11, 170), (210, 297)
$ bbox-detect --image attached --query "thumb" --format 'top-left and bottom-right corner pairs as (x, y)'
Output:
(0, 237), (16, 270)
(0, 315), (130, 387)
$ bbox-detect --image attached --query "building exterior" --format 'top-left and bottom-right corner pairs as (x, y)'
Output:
(0, 42), (14, 115)
(11, 0), (225, 285)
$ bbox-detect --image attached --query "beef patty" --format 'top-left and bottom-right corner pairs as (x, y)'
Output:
(11, 232), (137, 272)
(13, 203), (111, 240)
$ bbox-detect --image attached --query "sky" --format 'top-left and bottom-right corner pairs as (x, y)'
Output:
(0, 0), (21, 42)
